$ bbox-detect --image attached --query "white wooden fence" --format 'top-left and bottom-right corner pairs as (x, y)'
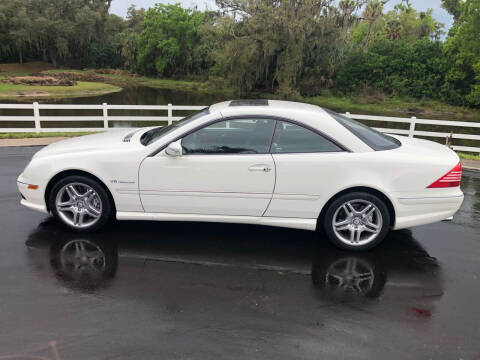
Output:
(0, 102), (479, 153)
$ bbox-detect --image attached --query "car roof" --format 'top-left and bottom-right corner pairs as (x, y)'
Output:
(209, 100), (323, 114)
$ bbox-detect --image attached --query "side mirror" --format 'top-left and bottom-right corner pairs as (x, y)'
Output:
(165, 140), (183, 157)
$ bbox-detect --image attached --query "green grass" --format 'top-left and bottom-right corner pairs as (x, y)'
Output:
(306, 94), (480, 121)
(0, 131), (98, 139)
(458, 152), (480, 161)
(0, 80), (122, 100)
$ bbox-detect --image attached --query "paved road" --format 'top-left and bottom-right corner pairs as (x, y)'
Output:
(0, 147), (479, 360)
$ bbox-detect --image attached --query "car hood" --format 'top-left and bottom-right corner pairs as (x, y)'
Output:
(33, 129), (144, 158)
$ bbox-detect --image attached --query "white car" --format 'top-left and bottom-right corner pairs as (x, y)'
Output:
(18, 100), (464, 250)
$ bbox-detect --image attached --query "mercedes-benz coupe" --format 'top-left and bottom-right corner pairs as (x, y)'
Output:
(18, 100), (464, 250)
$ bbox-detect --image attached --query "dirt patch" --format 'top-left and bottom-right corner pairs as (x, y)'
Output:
(94, 68), (138, 77)
(2, 75), (76, 86)
(1, 70), (109, 86)
(50, 71), (105, 82)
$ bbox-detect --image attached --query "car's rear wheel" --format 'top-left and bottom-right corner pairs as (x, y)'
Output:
(323, 192), (390, 251)
(49, 175), (111, 232)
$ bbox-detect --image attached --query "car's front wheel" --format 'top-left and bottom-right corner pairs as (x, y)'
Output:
(323, 192), (390, 251)
(49, 175), (112, 232)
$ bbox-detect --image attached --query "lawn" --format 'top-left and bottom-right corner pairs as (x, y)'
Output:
(458, 152), (480, 161)
(0, 131), (99, 139)
(0, 80), (122, 100)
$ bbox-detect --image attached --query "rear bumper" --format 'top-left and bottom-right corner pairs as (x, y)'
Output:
(393, 193), (464, 230)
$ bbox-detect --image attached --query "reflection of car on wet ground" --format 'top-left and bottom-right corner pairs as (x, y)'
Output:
(312, 231), (443, 315)
(25, 220), (443, 316)
(18, 100), (464, 251)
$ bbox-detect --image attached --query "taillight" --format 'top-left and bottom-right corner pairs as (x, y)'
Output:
(427, 162), (462, 188)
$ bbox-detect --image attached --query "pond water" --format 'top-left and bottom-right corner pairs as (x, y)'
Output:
(0, 87), (231, 129)
(60, 86), (230, 107)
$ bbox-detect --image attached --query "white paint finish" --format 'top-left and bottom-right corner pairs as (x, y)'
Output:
(139, 152), (275, 216)
(266, 135), (460, 220)
(17, 100), (465, 235)
(20, 199), (48, 213)
(116, 211), (317, 231)
(393, 196), (463, 229)
(19, 129), (147, 212)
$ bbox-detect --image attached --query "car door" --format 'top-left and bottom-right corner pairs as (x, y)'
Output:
(139, 117), (276, 216)
(264, 120), (348, 219)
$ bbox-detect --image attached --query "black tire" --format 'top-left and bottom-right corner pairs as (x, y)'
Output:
(322, 192), (391, 251)
(49, 175), (112, 232)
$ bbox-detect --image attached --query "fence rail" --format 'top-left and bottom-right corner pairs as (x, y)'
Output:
(0, 102), (479, 153)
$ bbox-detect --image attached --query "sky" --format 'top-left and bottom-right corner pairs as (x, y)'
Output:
(110, 0), (453, 30)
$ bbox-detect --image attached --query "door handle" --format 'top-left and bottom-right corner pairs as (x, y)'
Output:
(248, 164), (272, 172)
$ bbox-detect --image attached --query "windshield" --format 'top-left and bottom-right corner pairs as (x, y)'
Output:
(140, 108), (209, 146)
(325, 109), (401, 151)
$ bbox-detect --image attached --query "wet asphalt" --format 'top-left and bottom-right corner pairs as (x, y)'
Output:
(0, 146), (479, 360)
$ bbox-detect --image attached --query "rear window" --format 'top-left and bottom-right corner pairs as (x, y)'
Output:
(325, 109), (401, 151)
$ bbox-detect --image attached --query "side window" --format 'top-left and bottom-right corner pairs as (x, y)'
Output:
(271, 121), (343, 153)
(181, 118), (275, 154)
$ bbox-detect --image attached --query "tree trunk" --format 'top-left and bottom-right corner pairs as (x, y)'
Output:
(48, 47), (57, 67)
(363, 21), (374, 52)
(42, 48), (47, 62)
(18, 49), (23, 64)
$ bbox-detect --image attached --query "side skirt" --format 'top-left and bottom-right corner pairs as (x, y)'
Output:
(116, 211), (317, 231)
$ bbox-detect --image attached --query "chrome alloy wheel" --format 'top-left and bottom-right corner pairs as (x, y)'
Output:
(332, 199), (383, 246)
(55, 183), (103, 228)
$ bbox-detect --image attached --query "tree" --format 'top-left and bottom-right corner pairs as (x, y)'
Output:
(441, 0), (463, 21)
(212, 0), (340, 96)
(120, 28), (140, 71)
(442, 0), (480, 106)
(126, 4), (146, 31)
(117, 5), (145, 71)
(24, 0), (113, 67)
(137, 4), (206, 76)
(0, 0), (33, 64)
(362, 0), (385, 51)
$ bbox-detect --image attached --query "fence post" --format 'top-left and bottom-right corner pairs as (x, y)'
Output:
(408, 116), (416, 138)
(167, 103), (173, 125)
(102, 103), (108, 129)
(33, 102), (40, 133)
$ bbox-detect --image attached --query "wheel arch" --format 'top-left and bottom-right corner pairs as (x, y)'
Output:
(44, 169), (116, 213)
(316, 186), (396, 230)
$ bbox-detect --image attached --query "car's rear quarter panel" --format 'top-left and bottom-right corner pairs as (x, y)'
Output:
(265, 143), (463, 230)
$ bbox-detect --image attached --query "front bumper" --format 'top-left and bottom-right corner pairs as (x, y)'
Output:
(17, 176), (48, 214)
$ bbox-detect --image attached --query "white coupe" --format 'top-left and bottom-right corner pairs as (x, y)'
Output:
(18, 100), (464, 250)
